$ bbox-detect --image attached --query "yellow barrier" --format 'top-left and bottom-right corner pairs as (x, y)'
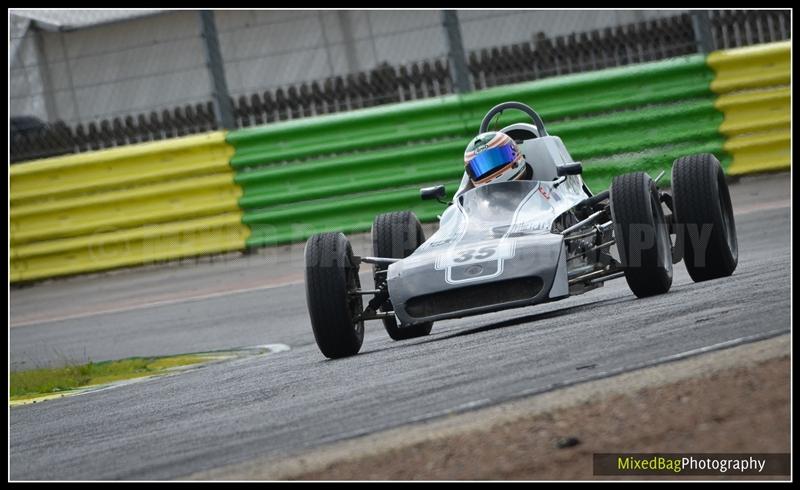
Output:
(11, 174), (242, 244)
(10, 132), (234, 204)
(11, 213), (248, 282)
(10, 132), (251, 282)
(708, 41), (791, 94)
(708, 41), (791, 176)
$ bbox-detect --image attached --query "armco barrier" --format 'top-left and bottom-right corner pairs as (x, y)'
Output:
(707, 41), (791, 176)
(11, 43), (788, 282)
(10, 132), (250, 282)
(228, 54), (727, 248)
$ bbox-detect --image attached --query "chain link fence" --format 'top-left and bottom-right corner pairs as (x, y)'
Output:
(10, 9), (792, 163)
(221, 10), (453, 124)
(11, 11), (213, 127)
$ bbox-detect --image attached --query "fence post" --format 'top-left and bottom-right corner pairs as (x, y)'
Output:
(199, 10), (235, 129)
(691, 10), (716, 53)
(441, 10), (471, 93)
(30, 25), (58, 122)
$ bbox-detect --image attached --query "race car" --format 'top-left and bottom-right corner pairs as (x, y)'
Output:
(304, 102), (738, 359)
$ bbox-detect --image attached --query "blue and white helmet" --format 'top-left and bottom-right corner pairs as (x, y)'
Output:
(463, 131), (525, 187)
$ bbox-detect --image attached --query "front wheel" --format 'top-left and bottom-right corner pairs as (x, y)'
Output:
(610, 172), (673, 298)
(372, 211), (433, 340)
(304, 232), (364, 358)
(671, 153), (738, 282)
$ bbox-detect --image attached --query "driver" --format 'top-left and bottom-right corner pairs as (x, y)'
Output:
(461, 131), (532, 193)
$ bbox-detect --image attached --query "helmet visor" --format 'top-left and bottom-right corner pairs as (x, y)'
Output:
(466, 144), (516, 181)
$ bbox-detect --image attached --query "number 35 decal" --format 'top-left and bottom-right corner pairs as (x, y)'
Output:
(453, 246), (497, 263)
(435, 241), (515, 276)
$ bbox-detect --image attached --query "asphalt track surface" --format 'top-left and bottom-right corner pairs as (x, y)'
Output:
(9, 173), (791, 480)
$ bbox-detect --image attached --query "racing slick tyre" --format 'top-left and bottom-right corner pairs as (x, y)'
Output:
(305, 232), (364, 358)
(372, 211), (434, 340)
(610, 172), (673, 298)
(671, 153), (738, 282)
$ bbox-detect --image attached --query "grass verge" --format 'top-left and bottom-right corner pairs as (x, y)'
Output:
(10, 355), (210, 403)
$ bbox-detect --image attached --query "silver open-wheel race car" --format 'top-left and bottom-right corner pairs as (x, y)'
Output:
(304, 102), (738, 359)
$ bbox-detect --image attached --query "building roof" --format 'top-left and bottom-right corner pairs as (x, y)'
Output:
(10, 9), (163, 31)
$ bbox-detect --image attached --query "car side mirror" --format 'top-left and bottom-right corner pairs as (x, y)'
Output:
(420, 185), (447, 203)
(557, 163), (583, 177)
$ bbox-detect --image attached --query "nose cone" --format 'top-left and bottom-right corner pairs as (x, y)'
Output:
(388, 233), (566, 325)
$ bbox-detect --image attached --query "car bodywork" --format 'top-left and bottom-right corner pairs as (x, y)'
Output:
(387, 135), (597, 326)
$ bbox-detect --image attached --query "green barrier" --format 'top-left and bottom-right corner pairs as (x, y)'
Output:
(234, 101), (722, 206)
(228, 96), (468, 169)
(228, 54), (726, 249)
(458, 55), (713, 121)
(243, 139), (728, 249)
(245, 184), (460, 248)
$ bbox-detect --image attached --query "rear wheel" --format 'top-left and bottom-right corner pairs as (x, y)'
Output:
(372, 211), (433, 340)
(610, 172), (673, 298)
(671, 153), (738, 281)
(304, 232), (363, 358)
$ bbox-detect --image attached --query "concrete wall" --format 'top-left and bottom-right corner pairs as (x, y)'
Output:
(11, 10), (684, 126)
